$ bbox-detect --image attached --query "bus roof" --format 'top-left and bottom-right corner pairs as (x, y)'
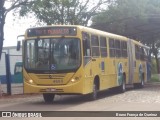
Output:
(26, 25), (149, 48)
(26, 25), (128, 40)
(79, 25), (128, 40)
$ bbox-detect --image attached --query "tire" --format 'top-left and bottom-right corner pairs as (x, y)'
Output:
(139, 75), (144, 88)
(89, 82), (98, 101)
(43, 93), (55, 103)
(119, 76), (126, 93)
(134, 74), (144, 89)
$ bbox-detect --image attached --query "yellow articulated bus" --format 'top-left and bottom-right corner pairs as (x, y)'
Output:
(21, 25), (150, 103)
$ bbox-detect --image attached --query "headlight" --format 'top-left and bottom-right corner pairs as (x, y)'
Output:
(29, 79), (33, 84)
(71, 76), (81, 83)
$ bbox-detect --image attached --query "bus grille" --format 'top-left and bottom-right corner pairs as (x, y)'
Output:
(33, 73), (73, 85)
(36, 74), (66, 80)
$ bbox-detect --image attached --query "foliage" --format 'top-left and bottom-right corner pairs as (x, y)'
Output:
(151, 58), (158, 74)
(92, 0), (160, 73)
(92, 0), (160, 41)
(0, 0), (32, 59)
(151, 74), (160, 82)
(19, 0), (108, 26)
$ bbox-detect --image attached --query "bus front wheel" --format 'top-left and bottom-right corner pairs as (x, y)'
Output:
(43, 93), (55, 103)
(89, 81), (98, 101)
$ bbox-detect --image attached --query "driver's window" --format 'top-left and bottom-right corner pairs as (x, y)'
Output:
(82, 32), (91, 66)
(25, 40), (35, 68)
(82, 32), (91, 56)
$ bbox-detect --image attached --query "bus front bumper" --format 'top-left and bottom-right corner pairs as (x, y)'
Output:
(23, 81), (85, 95)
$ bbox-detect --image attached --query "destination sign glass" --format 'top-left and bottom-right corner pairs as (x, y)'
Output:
(27, 27), (77, 37)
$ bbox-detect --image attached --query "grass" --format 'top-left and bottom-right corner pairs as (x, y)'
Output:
(151, 74), (160, 82)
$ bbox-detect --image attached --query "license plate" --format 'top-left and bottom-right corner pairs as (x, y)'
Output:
(46, 88), (56, 92)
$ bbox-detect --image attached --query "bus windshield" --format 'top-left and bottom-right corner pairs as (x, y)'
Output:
(24, 38), (81, 72)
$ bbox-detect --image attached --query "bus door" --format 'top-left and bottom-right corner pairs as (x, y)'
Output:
(83, 32), (93, 92)
(90, 35), (101, 77)
(127, 39), (135, 84)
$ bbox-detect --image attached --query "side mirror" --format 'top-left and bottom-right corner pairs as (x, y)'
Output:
(17, 41), (21, 51)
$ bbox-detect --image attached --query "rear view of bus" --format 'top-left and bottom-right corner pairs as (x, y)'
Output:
(23, 26), (84, 103)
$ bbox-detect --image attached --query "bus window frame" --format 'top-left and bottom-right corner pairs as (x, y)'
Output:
(135, 45), (140, 60)
(91, 35), (100, 57)
(121, 41), (128, 58)
(24, 37), (82, 73)
(14, 62), (23, 75)
(115, 40), (121, 58)
(82, 32), (91, 57)
(109, 38), (115, 58)
(100, 36), (107, 57)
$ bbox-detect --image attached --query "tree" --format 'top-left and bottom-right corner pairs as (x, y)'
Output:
(0, 0), (32, 59)
(19, 0), (108, 26)
(92, 0), (160, 73)
(0, 0), (5, 59)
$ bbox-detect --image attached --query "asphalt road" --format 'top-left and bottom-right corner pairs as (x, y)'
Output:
(0, 82), (160, 120)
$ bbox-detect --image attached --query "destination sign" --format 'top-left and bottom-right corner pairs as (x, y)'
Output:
(27, 27), (77, 37)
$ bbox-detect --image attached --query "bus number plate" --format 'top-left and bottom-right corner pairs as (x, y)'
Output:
(46, 88), (56, 92)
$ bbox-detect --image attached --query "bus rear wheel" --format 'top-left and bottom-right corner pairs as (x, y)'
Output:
(43, 93), (55, 103)
(134, 74), (144, 89)
(139, 74), (144, 88)
(119, 75), (126, 93)
(140, 77), (144, 88)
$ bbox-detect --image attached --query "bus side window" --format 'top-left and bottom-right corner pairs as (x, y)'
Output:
(140, 47), (145, 61)
(115, 40), (121, 58)
(14, 64), (22, 75)
(15, 66), (22, 74)
(109, 39), (115, 57)
(121, 41), (127, 58)
(135, 45), (140, 60)
(91, 35), (99, 57)
(100, 36), (107, 57)
(144, 47), (149, 61)
(82, 32), (91, 56)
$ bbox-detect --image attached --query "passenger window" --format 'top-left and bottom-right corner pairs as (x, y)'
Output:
(115, 40), (121, 58)
(91, 35), (100, 57)
(140, 47), (145, 61)
(135, 45), (140, 60)
(144, 47), (149, 61)
(121, 41), (128, 58)
(100, 37), (107, 57)
(109, 39), (115, 57)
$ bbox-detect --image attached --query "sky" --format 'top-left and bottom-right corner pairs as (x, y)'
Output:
(3, 0), (104, 47)
(4, 12), (37, 47)
(3, 1), (38, 47)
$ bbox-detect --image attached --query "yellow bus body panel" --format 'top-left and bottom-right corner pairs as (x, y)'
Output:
(23, 25), (149, 95)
